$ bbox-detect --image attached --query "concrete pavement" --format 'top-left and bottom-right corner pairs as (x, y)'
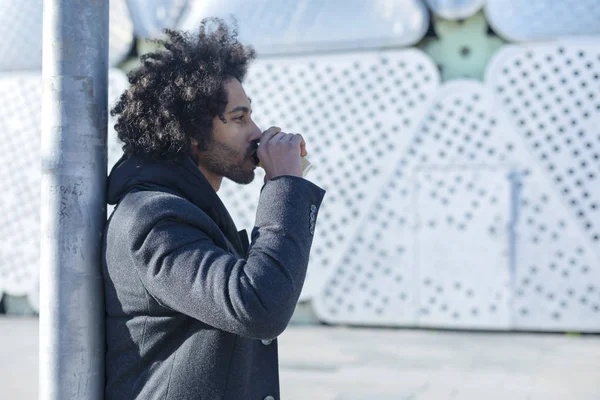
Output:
(1, 317), (599, 399)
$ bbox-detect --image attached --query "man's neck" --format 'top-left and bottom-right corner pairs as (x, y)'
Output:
(197, 164), (223, 192)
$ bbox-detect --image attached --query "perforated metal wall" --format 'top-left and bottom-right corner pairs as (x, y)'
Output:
(485, 40), (600, 330)
(0, 70), (129, 310)
(218, 50), (442, 300)
(0, 0), (43, 71)
(313, 80), (600, 331)
(485, 0), (600, 42)
(415, 166), (513, 329)
(0, 73), (42, 298)
(486, 40), (600, 251)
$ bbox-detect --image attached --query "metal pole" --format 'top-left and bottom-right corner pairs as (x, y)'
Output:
(40, 0), (109, 398)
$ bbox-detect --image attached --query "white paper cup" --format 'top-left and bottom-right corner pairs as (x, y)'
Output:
(257, 157), (312, 177)
(300, 157), (312, 177)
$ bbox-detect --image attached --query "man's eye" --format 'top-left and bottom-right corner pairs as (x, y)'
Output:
(235, 115), (244, 121)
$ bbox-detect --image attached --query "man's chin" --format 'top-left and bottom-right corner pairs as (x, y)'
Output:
(226, 171), (255, 185)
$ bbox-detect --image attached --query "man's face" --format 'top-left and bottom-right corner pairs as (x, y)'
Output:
(198, 78), (262, 184)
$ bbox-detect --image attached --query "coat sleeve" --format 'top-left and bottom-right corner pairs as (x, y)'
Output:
(129, 176), (326, 340)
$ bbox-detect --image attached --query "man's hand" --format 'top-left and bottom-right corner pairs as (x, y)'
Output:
(257, 126), (308, 182)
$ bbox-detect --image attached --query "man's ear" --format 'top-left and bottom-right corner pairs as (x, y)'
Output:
(190, 137), (199, 147)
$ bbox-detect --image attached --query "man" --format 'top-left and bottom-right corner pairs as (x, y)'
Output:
(103, 18), (325, 400)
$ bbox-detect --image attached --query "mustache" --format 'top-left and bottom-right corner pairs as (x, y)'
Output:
(248, 142), (259, 154)
(249, 142), (260, 165)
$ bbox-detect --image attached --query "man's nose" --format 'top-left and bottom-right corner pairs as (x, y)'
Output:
(249, 121), (262, 142)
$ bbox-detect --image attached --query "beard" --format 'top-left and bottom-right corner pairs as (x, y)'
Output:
(199, 139), (257, 185)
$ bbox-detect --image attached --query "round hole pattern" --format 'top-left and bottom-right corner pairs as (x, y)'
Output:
(415, 167), (513, 329)
(315, 82), (517, 328)
(218, 50), (441, 301)
(314, 81), (600, 331)
(487, 41), (600, 248)
(0, 74), (44, 296)
(486, 42), (600, 330)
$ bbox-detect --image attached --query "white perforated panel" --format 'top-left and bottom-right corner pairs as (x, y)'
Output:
(485, 0), (600, 42)
(178, 0), (430, 54)
(0, 73), (42, 296)
(0, 0), (43, 71)
(0, 0), (133, 71)
(486, 40), (600, 249)
(217, 50), (441, 300)
(486, 40), (600, 330)
(0, 70), (129, 307)
(424, 0), (486, 20)
(510, 175), (600, 331)
(313, 81), (600, 331)
(126, 0), (188, 38)
(415, 167), (513, 329)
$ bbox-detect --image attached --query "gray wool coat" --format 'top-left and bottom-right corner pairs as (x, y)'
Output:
(102, 156), (325, 400)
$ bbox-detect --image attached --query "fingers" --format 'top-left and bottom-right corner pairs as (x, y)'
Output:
(260, 126), (281, 144)
(260, 129), (308, 156)
(270, 131), (296, 144)
(264, 126), (281, 135)
(289, 133), (304, 145)
(289, 134), (308, 157)
(271, 132), (287, 143)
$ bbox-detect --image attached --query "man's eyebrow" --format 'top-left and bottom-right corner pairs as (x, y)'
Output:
(226, 105), (251, 114)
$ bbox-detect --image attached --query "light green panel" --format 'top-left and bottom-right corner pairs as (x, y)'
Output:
(419, 12), (506, 81)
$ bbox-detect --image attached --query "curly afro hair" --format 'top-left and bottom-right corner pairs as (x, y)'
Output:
(111, 18), (256, 160)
